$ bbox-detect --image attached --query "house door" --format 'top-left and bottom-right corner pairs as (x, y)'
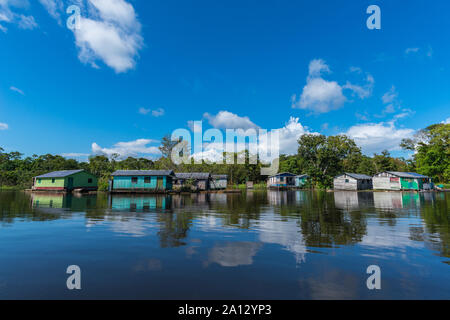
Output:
(157, 177), (164, 190)
(67, 177), (74, 190)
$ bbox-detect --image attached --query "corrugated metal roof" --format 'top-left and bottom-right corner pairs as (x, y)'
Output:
(212, 175), (228, 179)
(111, 170), (175, 176)
(296, 174), (309, 178)
(269, 172), (297, 178)
(337, 173), (373, 180)
(36, 169), (84, 178)
(175, 172), (211, 180)
(387, 171), (429, 179)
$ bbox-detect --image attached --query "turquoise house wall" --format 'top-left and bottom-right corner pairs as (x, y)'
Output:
(112, 176), (172, 190)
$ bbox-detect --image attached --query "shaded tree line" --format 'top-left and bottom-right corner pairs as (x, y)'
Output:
(1, 123), (448, 190)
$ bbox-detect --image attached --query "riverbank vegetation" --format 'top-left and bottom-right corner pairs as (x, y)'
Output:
(0, 123), (448, 190)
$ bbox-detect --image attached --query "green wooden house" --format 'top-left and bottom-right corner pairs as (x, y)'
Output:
(373, 171), (434, 191)
(33, 170), (98, 192)
(110, 170), (175, 193)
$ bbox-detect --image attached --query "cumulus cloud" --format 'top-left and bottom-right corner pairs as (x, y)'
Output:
(443, 118), (450, 124)
(0, 122), (8, 130)
(345, 121), (415, 154)
(292, 59), (373, 113)
(192, 116), (311, 163)
(38, 0), (144, 73)
(9, 86), (24, 95)
(292, 59), (346, 113)
(204, 110), (260, 130)
(92, 138), (161, 158)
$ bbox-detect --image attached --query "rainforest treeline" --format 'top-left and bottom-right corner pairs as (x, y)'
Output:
(1, 123), (448, 190)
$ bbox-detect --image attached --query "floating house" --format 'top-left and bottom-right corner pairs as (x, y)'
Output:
(372, 171), (433, 191)
(295, 174), (309, 188)
(174, 172), (211, 191)
(333, 173), (373, 191)
(267, 172), (296, 188)
(33, 170), (98, 192)
(211, 175), (228, 190)
(110, 170), (175, 193)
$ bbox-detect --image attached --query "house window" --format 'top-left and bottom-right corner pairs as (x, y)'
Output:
(38, 179), (41, 184)
(390, 177), (399, 182)
(88, 178), (93, 183)
(52, 178), (55, 183)
(131, 177), (138, 184)
(144, 177), (151, 184)
(345, 179), (349, 183)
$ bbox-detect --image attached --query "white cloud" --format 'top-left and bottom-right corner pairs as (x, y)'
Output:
(151, 108), (164, 117)
(138, 107), (150, 115)
(92, 138), (161, 158)
(17, 14), (36, 29)
(139, 107), (164, 117)
(0, 122), (8, 130)
(38, 0), (63, 22)
(9, 86), (24, 95)
(308, 58), (330, 77)
(192, 116), (311, 163)
(0, 0), (37, 31)
(345, 121), (415, 154)
(343, 74), (374, 99)
(292, 77), (346, 113)
(292, 59), (373, 113)
(382, 86), (398, 104)
(38, 0), (144, 73)
(443, 118), (450, 124)
(204, 110), (260, 130)
(62, 152), (90, 158)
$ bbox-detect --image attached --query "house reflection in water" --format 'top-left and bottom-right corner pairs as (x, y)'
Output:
(31, 193), (66, 209)
(373, 192), (421, 210)
(333, 191), (374, 211)
(31, 193), (98, 211)
(110, 195), (171, 211)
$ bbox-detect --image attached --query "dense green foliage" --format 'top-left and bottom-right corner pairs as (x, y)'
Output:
(279, 134), (413, 188)
(401, 123), (450, 183)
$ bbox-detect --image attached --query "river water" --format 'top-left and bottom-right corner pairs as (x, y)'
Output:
(0, 190), (448, 299)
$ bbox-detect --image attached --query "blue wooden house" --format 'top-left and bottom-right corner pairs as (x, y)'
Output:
(267, 172), (296, 188)
(110, 170), (175, 193)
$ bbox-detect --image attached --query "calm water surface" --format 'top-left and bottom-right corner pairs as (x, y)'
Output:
(0, 190), (448, 299)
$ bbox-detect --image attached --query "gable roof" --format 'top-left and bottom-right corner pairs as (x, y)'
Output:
(386, 171), (429, 179)
(175, 172), (211, 180)
(269, 172), (297, 178)
(336, 173), (372, 180)
(36, 169), (85, 179)
(111, 170), (175, 177)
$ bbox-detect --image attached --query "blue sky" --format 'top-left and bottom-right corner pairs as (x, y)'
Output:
(0, 0), (449, 160)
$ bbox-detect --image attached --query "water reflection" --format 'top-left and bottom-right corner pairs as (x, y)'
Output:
(0, 190), (449, 299)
